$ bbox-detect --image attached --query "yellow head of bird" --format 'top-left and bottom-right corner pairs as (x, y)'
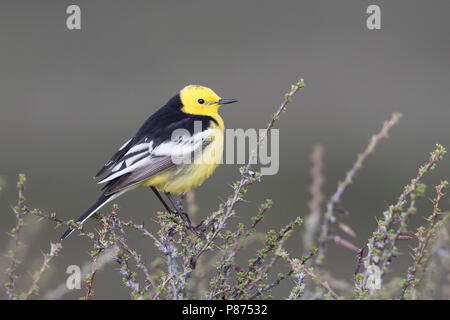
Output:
(179, 85), (238, 117)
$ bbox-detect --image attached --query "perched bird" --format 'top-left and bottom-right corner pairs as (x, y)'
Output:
(61, 85), (238, 240)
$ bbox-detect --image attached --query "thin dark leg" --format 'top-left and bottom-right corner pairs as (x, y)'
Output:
(151, 187), (173, 213)
(165, 192), (204, 235)
(165, 192), (191, 224)
(151, 187), (203, 236)
(176, 194), (187, 211)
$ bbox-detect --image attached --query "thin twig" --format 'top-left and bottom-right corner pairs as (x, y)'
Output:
(4, 174), (27, 300)
(23, 242), (61, 300)
(399, 181), (448, 299)
(303, 145), (325, 253)
(316, 113), (402, 271)
(362, 144), (446, 296)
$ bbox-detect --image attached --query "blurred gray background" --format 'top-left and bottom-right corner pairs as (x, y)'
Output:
(1, 0), (449, 299)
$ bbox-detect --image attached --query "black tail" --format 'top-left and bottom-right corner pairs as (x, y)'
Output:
(61, 194), (111, 240)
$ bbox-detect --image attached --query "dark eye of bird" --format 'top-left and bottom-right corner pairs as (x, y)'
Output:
(198, 99), (205, 104)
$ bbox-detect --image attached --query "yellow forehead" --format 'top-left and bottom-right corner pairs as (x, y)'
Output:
(180, 85), (220, 105)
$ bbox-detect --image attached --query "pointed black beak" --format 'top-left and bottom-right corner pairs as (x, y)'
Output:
(218, 98), (238, 105)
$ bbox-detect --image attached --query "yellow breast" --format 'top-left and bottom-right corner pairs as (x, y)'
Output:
(142, 122), (224, 194)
